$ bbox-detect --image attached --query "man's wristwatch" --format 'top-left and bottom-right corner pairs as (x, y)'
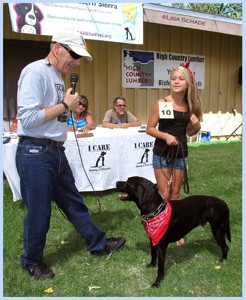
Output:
(60, 101), (69, 113)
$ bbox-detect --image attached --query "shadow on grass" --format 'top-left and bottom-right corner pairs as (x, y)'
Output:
(44, 230), (84, 267)
(81, 188), (117, 197)
(44, 208), (135, 266)
(91, 207), (136, 231)
(135, 237), (226, 271)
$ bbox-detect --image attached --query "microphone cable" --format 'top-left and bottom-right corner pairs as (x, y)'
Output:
(70, 112), (102, 215)
(56, 115), (102, 225)
(45, 44), (59, 67)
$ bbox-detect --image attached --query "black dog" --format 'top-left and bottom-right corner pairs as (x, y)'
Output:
(116, 176), (231, 287)
(14, 3), (44, 34)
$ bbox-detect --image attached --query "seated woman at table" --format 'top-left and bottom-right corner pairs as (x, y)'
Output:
(102, 96), (142, 128)
(67, 95), (95, 132)
(10, 117), (18, 132)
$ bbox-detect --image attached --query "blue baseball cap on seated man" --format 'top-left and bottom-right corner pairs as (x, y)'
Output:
(52, 28), (92, 60)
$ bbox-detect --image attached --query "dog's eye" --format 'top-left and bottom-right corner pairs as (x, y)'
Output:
(35, 10), (38, 14)
(25, 6), (29, 10)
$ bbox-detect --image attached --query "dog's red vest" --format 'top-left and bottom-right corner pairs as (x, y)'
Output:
(143, 202), (172, 246)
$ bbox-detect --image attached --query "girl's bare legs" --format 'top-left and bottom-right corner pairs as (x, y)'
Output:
(154, 168), (172, 200)
(154, 168), (185, 246)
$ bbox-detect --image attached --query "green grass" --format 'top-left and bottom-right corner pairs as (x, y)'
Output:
(3, 140), (242, 297)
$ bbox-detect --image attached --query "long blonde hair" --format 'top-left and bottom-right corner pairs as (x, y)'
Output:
(171, 66), (203, 121)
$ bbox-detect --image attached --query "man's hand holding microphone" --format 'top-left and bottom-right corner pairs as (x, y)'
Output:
(57, 73), (79, 122)
(43, 74), (80, 124)
(63, 88), (80, 112)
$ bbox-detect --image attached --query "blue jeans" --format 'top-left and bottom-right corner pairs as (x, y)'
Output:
(16, 139), (107, 267)
(153, 153), (188, 170)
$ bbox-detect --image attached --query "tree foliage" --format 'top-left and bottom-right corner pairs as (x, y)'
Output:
(161, 3), (242, 20)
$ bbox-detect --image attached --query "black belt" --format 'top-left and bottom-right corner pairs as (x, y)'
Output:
(20, 136), (64, 147)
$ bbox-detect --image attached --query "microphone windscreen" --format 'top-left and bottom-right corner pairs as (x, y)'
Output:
(70, 73), (78, 83)
(70, 73), (78, 95)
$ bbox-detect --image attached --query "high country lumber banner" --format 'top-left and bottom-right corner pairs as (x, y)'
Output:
(122, 49), (205, 89)
(8, 3), (143, 44)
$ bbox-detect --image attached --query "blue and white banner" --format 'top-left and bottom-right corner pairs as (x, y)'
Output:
(122, 49), (205, 89)
(8, 3), (143, 44)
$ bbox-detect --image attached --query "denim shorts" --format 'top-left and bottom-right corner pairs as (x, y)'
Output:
(153, 153), (188, 170)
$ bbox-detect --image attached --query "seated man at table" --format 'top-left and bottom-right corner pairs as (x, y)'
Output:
(102, 96), (142, 128)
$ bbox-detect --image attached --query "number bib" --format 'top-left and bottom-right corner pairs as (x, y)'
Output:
(159, 101), (174, 119)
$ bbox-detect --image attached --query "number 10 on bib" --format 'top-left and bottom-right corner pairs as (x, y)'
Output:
(159, 102), (174, 119)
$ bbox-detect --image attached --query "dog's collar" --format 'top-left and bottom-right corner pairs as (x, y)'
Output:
(142, 202), (172, 246)
(142, 202), (167, 221)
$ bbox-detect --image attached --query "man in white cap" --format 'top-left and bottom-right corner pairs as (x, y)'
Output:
(16, 28), (126, 279)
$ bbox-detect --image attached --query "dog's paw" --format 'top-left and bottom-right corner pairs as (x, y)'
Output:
(151, 282), (160, 288)
(218, 257), (227, 262)
(146, 262), (156, 268)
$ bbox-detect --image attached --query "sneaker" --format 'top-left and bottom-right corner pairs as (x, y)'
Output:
(91, 237), (126, 257)
(22, 263), (55, 279)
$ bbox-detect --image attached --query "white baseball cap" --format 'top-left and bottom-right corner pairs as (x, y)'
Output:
(52, 28), (92, 60)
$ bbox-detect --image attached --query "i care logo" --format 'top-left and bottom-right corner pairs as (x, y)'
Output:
(134, 141), (154, 166)
(88, 144), (111, 170)
(88, 144), (110, 152)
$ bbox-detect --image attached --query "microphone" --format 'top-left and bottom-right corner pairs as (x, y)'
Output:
(70, 73), (78, 95)
(46, 62), (51, 66)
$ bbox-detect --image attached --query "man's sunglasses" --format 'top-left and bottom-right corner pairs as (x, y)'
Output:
(79, 102), (87, 107)
(61, 44), (83, 60)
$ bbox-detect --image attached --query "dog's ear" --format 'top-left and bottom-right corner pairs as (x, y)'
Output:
(33, 5), (44, 21)
(14, 4), (22, 16)
(136, 181), (159, 202)
(136, 182), (150, 203)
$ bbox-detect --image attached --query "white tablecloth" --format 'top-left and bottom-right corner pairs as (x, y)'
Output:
(3, 127), (156, 201)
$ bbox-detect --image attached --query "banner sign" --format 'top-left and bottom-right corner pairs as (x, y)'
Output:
(8, 3), (143, 44)
(122, 49), (205, 89)
(143, 6), (242, 37)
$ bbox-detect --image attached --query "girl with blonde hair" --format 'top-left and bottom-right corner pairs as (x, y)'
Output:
(146, 62), (202, 246)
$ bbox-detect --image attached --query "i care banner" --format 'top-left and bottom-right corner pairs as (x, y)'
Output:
(8, 3), (143, 44)
(122, 49), (205, 89)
